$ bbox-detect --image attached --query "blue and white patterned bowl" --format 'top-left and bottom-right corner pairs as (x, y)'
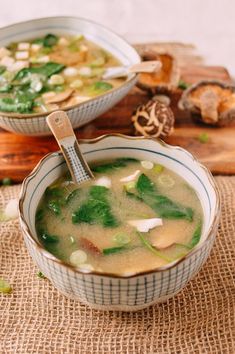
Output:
(0, 17), (140, 136)
(19, 135), (220, 311)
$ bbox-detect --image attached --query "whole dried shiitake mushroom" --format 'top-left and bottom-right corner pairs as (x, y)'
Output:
(132, 99), (175, 138)
(179, 80), (235, 126)
(136, 50), (180, 94)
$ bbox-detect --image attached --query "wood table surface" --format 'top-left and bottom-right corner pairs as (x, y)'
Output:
(0, 62), (234, 182)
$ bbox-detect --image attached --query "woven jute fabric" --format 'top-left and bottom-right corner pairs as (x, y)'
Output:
(0, 177), (234, 354)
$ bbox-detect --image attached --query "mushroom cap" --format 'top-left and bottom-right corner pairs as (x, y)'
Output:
(132, 99), (175, 138)
(136, 50), (180, 94)
(179, 80), (235, 126)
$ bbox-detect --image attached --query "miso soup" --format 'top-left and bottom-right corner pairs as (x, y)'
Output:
(35, 158), (203, 276)
(0, 33), (124, 114)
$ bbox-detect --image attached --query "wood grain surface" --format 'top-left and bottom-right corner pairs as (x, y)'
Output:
(0, 62), (234, 182)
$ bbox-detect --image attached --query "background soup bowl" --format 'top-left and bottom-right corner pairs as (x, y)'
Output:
(19, 135), (220, 311)
(0, 17), (140, 136)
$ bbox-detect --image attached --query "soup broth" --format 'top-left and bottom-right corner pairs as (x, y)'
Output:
(0, 33), (124, 114)
(36, 158), (203, 276)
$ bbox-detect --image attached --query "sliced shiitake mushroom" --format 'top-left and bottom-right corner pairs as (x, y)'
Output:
(44, 89), (74, 104)
(50, 47), (87, 65)
(136, 50), (180, 94)
(179, 80), (235, 126)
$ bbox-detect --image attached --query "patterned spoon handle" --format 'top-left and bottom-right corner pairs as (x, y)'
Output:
(46, 111), (94, 184)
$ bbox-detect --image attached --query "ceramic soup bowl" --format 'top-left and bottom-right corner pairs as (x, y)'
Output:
(19, 135), (220, 311)
(0, 17), (140, 136)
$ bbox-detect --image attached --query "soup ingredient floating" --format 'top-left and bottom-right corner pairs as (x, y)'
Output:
(0, 33), (124, 114)
(35, 157), (203, 276)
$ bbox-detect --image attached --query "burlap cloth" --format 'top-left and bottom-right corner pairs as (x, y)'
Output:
(0, 176), (234, 354)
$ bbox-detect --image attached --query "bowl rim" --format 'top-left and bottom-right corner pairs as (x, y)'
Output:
(19, 134), (221, 278)
(0, 15), (140, 119)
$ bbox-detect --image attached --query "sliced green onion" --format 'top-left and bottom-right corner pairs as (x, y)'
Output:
(37, 271), (46, 279)
(124, 181), (136, 191)
(198, 133), (209, 144)
(153, 164), (164, 174)
(0, 278), (12, 293)
(2, 177), (12, 186)
(113, 233), (130, 246)
(103, 246), (126, 255)
(158, 174), (175, 188)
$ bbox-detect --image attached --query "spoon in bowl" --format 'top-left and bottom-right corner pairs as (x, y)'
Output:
(102, 60), (162, 80)
(46, 110), (94, 184)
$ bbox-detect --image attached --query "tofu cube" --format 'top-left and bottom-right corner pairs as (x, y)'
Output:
(31, 44), (42, 52)
(0, 47), (11, 59)
(15, 51), (29, 60)
(0, 56), (15, 68)
(34, 55), (49, 63)
(58, 37), (69, 46)
(8, 60), (29, 72)
(17, 42), (30, 51)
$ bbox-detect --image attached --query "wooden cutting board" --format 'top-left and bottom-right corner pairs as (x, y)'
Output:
(0, 49), (234, 182)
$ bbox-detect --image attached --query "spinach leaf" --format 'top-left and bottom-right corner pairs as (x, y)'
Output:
(45, 186), (64, 199)
(15, 85), (39, 103)
(41, 233), (59, 244)
(125, 190), (142, 201)
(43, 34), (58, 47)
(32, 38), (44, 45)
(136, 173), (155, 195)
(135, 174), (193, 221)
(72, 185), (118, 227)
(66, 189), (80, 204)
(0, 65), (6, 75)
(87, 81), (113, 95)
(92, 158), (139, 173)
(137, 232), (172, 262)
(14, 62), (65, 81)
(0, 97), (33, 113)
(47, 201), (61, 216)
(188, 221), (202, 248)
(32, 34), (58, 48)
(0, 84), (12, 93)
(35, 209), (44, 222)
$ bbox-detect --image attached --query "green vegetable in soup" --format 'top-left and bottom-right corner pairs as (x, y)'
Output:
(47, 200), (61, 216)
(0, 84), (12, 93)
(137, 232), (172, 262)
(41, 233), (59, 244)
(153, 164), (164, 174)
(188, 221), (202, 248)
(92, 158), (139, 173)
(14, 62), (65, 81)
(45, 186), (64, 199)
(72, 185), (119, 227)
(43, 34), (59, 47)
(113, 232), (130, 245)
(103, 246), (127, 255)
(66, 189), (80, 204)
(0, 65), (6, 75)
(0, 97), (33, 113)
(136, 174), (193, 221)
(87, 81), (113, 95)
(33, 34), (58, 48)
(35, 209), (44, 222)
(90, 57), (106, 68)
